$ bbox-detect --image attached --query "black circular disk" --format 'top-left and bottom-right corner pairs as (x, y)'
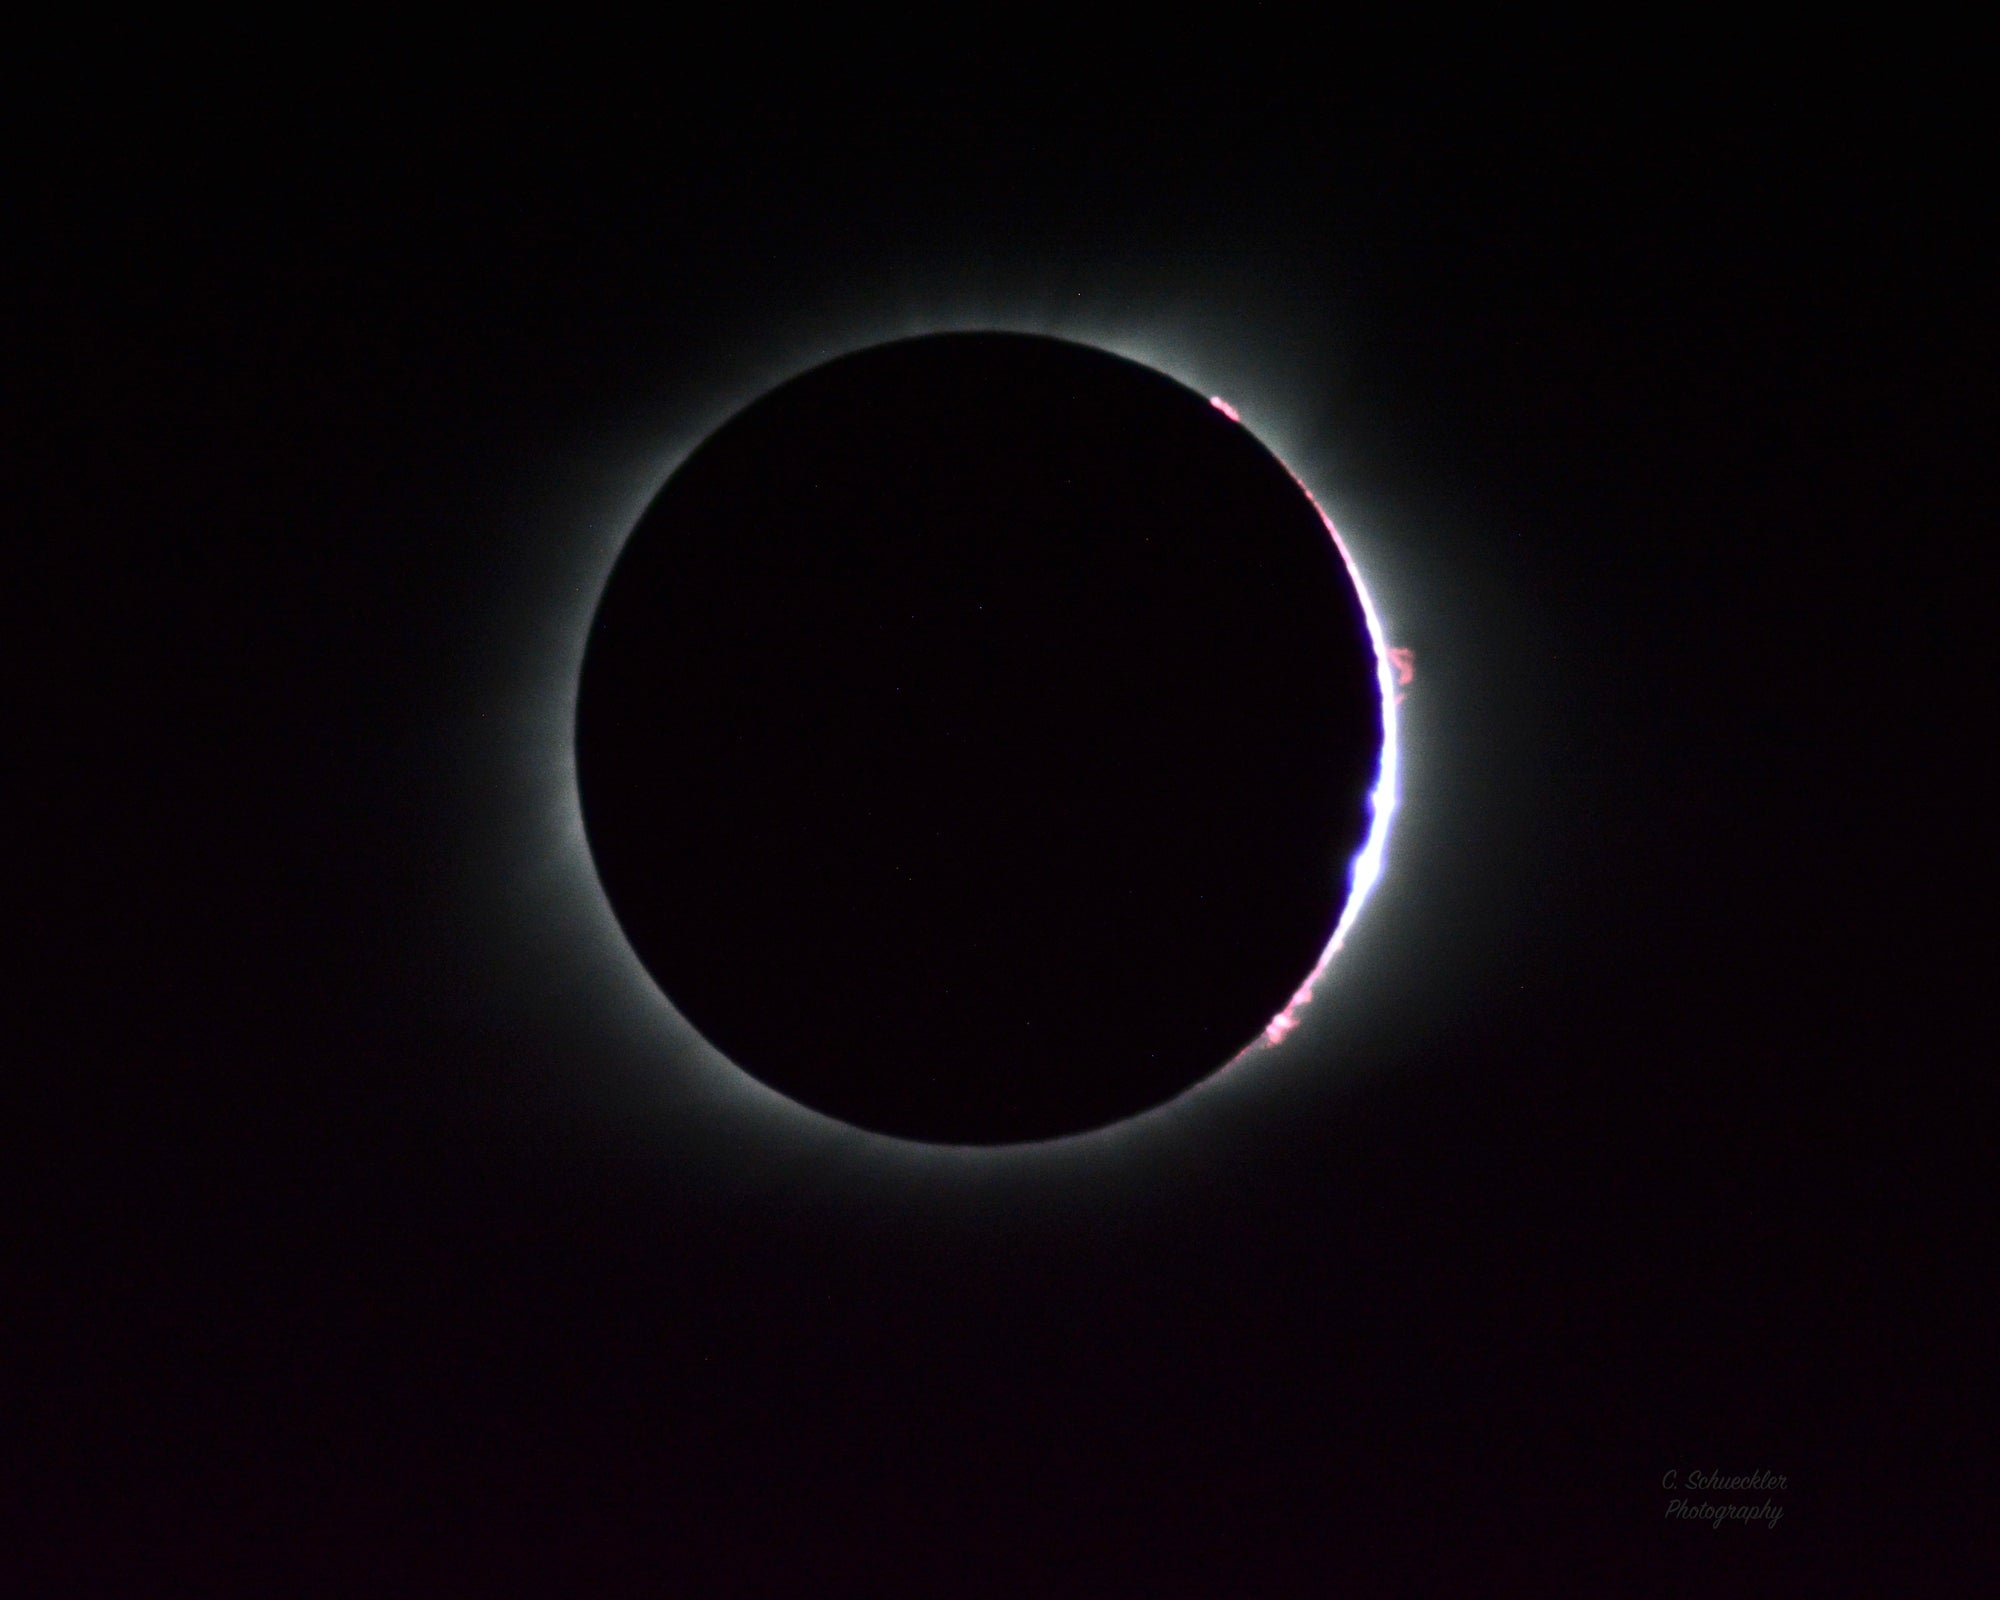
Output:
(577, 334), (1383, 1143)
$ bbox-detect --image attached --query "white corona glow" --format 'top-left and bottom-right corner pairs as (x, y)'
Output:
(483, 303), (1408, 1161)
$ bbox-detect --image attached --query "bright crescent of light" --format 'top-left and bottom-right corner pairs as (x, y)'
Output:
(1247, 423), (1400, 1049)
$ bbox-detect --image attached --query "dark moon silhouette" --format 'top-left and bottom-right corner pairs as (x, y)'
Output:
(577, 333), (1383, 1143)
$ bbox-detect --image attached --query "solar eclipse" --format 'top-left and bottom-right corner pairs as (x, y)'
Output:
(574, 332), (1397, 1143)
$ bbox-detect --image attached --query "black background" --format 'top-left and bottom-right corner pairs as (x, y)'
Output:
(10, 43), (1989, 1593)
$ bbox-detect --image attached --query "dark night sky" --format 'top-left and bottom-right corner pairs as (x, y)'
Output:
(9, 50), (1990, 1593)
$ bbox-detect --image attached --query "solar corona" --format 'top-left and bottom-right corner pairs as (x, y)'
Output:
(569, 332), (1400, 1145)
